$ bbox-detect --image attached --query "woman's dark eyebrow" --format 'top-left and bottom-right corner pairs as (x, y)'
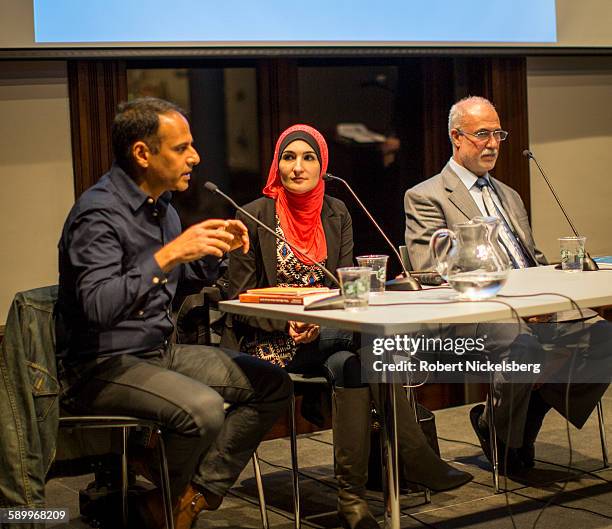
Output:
(282, 149), (317, 156)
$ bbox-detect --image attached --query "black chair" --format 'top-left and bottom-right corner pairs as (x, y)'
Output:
(58, 415), (174, 528)
(398, 244), (413, 272)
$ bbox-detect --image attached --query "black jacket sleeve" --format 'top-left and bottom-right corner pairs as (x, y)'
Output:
(225, 203), (288, 337)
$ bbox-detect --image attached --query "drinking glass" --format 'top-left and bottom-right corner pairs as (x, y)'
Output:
(559, 236), (586, 272)
(356, 255), (388, 295)
(337, 267), (371, 311)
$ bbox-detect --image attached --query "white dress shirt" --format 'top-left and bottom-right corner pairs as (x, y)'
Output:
(449, 158), (515, 229)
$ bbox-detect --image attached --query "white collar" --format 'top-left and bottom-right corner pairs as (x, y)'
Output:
(449, 158), (491, 191)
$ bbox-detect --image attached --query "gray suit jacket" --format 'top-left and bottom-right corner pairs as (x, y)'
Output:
(404, 162), (547, 271)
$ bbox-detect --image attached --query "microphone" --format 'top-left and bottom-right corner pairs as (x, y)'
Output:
(323, 173), (422, 291)
(204, 181), (344, 310)
(522, 150), (599, 271)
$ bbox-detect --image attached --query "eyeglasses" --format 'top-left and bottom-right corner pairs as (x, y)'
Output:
(456, 129), (509, 142)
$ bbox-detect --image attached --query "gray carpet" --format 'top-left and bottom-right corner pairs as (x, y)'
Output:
(45, 389), (612, 529)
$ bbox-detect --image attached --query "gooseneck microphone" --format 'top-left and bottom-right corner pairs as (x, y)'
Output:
(203, 181), (341, 288)
(522, 150), (599, 271)
(323, 173), (422, 291)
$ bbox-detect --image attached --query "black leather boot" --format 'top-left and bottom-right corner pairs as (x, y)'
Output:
(333, 387), (380, 529)
(372, 384), (473, 492)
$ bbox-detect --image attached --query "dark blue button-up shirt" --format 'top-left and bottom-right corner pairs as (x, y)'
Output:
(58, 164), (221, 362)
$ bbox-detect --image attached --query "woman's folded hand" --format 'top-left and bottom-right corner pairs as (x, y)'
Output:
(288, 320), (320, 344)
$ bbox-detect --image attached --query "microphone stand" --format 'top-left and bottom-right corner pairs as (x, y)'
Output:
(523, 150), (599, 271)
(323, 173), (422, 290)
(204, 181), (346, 310)
(204, 181), (341, 286)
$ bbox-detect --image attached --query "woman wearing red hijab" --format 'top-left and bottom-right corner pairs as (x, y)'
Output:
(223, 125), (471, 529)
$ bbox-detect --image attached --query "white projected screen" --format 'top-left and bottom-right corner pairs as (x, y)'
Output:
(33, 0), (557, 45)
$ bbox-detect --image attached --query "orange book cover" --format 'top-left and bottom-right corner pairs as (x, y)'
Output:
(244, 286), (330, 297)
(239, 293), (306, 305)
(239, 287), (338, 306)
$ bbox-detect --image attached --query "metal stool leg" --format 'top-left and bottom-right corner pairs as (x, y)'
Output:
(597, 400), (609, 468)
(121, 426), (129, 527)
(157, 432), (175, 529)
(289, 392), (300, 529)
(252, 452), (270, 529)
(404, 385), (430, 503)
(488, 379), (500, 493)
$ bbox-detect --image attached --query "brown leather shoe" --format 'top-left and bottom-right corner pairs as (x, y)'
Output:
(174, 483), (223, 529)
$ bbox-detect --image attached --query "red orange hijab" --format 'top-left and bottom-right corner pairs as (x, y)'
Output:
(263, 124), (328, 265)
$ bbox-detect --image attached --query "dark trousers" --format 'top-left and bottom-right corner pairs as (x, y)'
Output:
(478, 316), (612, 447)
(65, 344), (291, 499)
(285, 327), (366, 388)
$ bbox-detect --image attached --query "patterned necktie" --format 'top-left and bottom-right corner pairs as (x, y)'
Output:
(475, 177), (530, 269)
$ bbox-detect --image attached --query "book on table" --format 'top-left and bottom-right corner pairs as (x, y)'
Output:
(239, 287), (340, 306)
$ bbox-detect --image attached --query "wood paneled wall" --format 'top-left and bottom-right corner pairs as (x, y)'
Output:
(68, 61), (127, 198)
(256, 59), (299, 179)
(67, 56), (530, 209)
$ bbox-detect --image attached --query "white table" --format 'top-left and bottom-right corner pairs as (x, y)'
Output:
(220, 266), (612, 528)
(222, 266), (612, 331)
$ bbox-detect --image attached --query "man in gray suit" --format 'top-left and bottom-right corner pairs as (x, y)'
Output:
(405, 95), (545, 271)
(404, 96), (610, 474)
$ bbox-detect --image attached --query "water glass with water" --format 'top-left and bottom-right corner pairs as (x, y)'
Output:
(559, 236), (586, 272)
(356, 255), (388, 295)
(337, 267), (371, 311)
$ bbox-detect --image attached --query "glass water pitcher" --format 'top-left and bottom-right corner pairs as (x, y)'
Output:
(429, 216), (511, 300)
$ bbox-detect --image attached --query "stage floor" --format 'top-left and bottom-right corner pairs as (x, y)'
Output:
(46, 388), (612, 529)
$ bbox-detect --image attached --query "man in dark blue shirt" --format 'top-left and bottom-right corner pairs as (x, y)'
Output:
(58, 97), (291, 528)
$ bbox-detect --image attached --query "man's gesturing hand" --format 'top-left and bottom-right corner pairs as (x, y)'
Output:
(155, 219), (249, 272)
(225, 219), (250, 254)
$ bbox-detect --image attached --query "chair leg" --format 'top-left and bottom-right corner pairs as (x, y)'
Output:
(597, 400), (609, 468)
(121, 426), (129, 527)
(252, 452), (270, 529)
(157, 431), (175, 529)
(289, 392), (300, 529)
(488, 379), (500, 493)
(404, 385), (430, 503)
